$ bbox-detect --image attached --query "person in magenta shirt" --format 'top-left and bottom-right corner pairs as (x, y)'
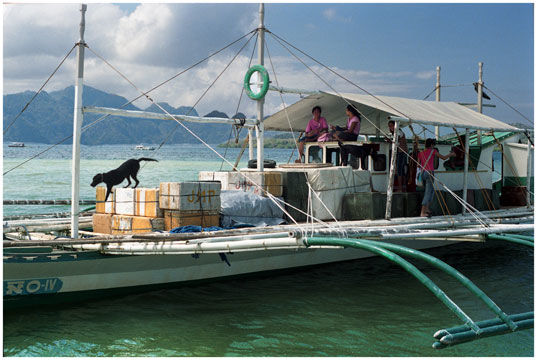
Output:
(297, 106), (328, 162)
(418, 138), (454, 217)
(331, 104), (361, 141)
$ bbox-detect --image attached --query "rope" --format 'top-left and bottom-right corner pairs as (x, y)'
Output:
(482, 84), (534, 127)
(220, 32), (258, 171)
(4, 44), (77, 135)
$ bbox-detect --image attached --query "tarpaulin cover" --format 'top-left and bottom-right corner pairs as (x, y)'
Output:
(263, 91), (521, 135)
(220, 190), (286, 228)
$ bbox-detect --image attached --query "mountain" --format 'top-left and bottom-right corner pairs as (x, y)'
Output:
(3, 85), (247, 145)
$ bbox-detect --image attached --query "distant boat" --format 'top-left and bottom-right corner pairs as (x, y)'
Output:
(7, 142), (25, 148)
(134, 144), (155, 150)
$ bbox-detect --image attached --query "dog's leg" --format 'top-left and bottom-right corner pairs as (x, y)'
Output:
(105, 186), (112, 202)
(132, 174), (139, 188)
(124, 176), (132, 188)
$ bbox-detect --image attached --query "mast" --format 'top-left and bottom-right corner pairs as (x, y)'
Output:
(256, 3), (265, 171)
(71, 4), (87, 239)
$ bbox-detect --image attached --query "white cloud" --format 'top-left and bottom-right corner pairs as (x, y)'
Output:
(3, 3), (433, 117)
(322, 7), (351, 23)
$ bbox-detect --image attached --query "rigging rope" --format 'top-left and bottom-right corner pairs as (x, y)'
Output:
(482, 84), (534, 127)
(221, 32), (259, 171)
(4, 31), (257, 176)
(4, 44), (77, 135)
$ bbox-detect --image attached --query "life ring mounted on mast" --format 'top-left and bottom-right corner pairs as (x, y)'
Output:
(244, 65), (270, 100)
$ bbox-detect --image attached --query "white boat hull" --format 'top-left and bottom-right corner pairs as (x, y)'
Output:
(4, 238), (453, 303)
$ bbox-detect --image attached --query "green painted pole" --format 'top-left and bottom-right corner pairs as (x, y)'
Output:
(438, 318), (534, 347)
(355, 239), (517, 332)
(434, 311), (533, 339)
(304, 236), (481, 334)
(505, 234), (534, 242)
(486, 234), (534, 247)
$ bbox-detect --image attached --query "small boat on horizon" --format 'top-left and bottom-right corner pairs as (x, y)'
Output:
(134, 144), (155, 150)
(7, 142), (25, 148)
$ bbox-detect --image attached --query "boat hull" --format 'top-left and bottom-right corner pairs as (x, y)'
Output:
(4, 238), (453, 308)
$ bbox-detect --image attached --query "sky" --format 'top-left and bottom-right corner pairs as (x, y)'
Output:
(2, 2), (534, 128)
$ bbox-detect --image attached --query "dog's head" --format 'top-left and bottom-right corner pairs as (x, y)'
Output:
(90, 173), (103, 187)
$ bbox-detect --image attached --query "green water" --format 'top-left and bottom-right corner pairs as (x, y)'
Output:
(3, 144), (533, 356)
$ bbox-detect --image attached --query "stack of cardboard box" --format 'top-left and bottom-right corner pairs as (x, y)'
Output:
(92, 187), (164, 234)
(159, 181), (221, 229)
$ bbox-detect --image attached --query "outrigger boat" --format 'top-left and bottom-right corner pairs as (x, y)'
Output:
(3, 4), (533, 349)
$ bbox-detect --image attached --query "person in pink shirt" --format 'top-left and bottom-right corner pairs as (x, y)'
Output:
(418, 138), (454, 217)
(297, 106), (328, 162)
(331, 104), (361, 141)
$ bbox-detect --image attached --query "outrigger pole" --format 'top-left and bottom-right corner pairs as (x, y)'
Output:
(71, 4), (87, 239)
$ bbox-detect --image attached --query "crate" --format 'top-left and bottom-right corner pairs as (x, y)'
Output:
(198, 171), (283, 197)
(164, 210), (220, 230)
(115, 188), (162, 218)
(159, 181), (221, 211)
(135, 188), (162, 218)
(115, 188), (136, 215)
(92, 213), (113, 234)
(111, 215), (165, 235)
(95, 187), (115, 214)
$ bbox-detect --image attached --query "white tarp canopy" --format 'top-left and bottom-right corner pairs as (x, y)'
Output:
(263, 91), (522, 135)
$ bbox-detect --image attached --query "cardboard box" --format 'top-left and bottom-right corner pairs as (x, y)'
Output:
(115, 188), (136, 215)
(111, 215), (165, 234)
(92, 213), (113, 234)
(164, 209), (220, 230)
(198, 171), (283, 197)
(159, 181), (221, 211)
(95, 186), (115, 214)
(135, 188), (163, 218)
(115, 188), (163, 218)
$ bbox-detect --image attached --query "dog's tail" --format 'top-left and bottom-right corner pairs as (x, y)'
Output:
(138, 158), (158, 162)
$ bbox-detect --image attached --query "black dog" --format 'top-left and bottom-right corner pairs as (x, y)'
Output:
(91, 158), (158, 201)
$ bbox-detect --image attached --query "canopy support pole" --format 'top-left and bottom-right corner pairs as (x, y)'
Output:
(70, 4), (87, 239)
(435, 66), (440, 140)
(385, 120), (399, 220)
(462, 128), (470, 214)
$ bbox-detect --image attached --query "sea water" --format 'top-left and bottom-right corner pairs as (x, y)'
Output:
(3, 144), (534, 356)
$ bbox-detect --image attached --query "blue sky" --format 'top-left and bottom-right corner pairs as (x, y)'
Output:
(3, 2), (534, 127)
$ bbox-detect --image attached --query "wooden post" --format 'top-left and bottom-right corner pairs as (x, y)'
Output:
(385, 120), (399, 220)
(462, 128), (470, 213)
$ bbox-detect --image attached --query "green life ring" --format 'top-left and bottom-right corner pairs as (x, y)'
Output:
(244, 65), (270, 100)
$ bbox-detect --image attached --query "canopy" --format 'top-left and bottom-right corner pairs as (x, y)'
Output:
(263, 91), (522, 135)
